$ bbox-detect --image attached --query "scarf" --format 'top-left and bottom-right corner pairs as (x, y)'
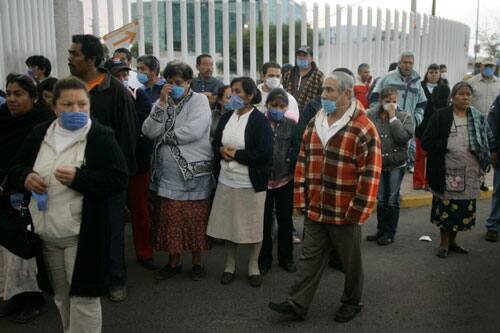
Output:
(467, 106), (492, 172)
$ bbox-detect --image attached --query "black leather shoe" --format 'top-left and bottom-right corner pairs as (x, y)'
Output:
(377, 236), (394, 246)
(279, 262), (297, 273)
(268, 301), (304, 320)
(436, 247), (448, 258)
(220, 272), (235, 285)
(248, 274), (263, 287)
(334, 303), (362, 323)
(449, 243), (469, 254)
(0, 295), (23, 318)
(138, 258), (157, 271)
(485, 230), (499, 242)
(11, 301), (47, 324)
(366, 232), (383, 241)
(155, 264), (182, 281)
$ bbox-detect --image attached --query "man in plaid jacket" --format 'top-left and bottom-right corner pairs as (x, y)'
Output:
(269, 72), (382, 323)
(281, 46), (325, 112)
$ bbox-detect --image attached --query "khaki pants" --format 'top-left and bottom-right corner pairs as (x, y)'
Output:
(287, 218), (363, 316)
(43, 236), (101, 333)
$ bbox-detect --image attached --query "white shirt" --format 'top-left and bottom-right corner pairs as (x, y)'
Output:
(127, 70), (142, 89)
(315, 102), (356, 148)
(256, 83), (300, 123)
(54, 119), (91, 153)
(218, 110), (254, 188)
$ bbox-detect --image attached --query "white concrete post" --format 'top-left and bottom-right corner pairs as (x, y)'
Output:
(288, 1), (295, 65)
(401, 11), (408, 52)
(180, 0), (188, 60)
(346, 6), (353, 70)
(222, 0), (230, 83)
(137, 0), (145, 55)
(263, 0), (269, 64)
(194, 0), (202, 55)
(249, 0), (257, 80)
(356, 6), (363, 67)
(236, 0), (243, 75)
(92, 0), (100, 37)
(324, 3), (331, 72)
(166, 0), (174, 60)
(313, 3), (319, 64)
(301, 2), (307, 46)
(384, 9), (391, 71)
(276, 0), (282, 65)
(366, 7), (373, 71)
(336, 4), (342, 69)
(122, 0), (130, 25)
(108, 0), (115, 32)
(375, 8), (382, 76)
(152, 0), (160, 58)
(393, 10), (400, 63)
(208, 0), (216, 57)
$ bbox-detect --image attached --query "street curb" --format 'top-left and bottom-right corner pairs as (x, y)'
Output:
(400, 189), (493, 208)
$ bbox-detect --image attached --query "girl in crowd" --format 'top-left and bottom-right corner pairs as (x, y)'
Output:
(142, 61), (214, 281)
(422, 82), (495, 258)
(10, 77), (128, 331)
(367, 87), (414, 245)
(211, 85), (231, 140)
(258, 88), (299, 274)
(207, 77), (273, 288)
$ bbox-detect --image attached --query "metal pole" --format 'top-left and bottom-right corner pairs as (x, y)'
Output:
(474, 0), (480, 66)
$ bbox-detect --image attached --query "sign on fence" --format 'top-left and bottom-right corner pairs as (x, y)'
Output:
(102, 20), (138, 50)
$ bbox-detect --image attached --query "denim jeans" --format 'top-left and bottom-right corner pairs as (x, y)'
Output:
(107, 191), (127, 288)
(407, 137), (416, 169)
(486, 169), (500, 232)
(377, 167), (405, 238)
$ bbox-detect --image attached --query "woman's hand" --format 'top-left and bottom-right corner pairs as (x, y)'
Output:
(387, 104), (397, 119)
(220, 146), (235, 161)
(24, 172), (47, 193)
(54, 166), (77, 186)
(159, 84), (172, 106)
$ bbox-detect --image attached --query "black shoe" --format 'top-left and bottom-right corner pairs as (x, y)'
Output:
(268, 301), (304, 320)
(449, 243), (469, 254)
(259, 263), (272, 275)
(190, 265), (207, 281)
(377, 236), (394, 246)
(279, 262), (297, 273)
(366, 232), (383, 241)
(328, 259), (343, 272)
(0, 295), (24, 318)
(11, 301), (46, 324)
(248, 274), (263, 288)
(334, 303), (362, 323)
(155, 264), (182, 281)
(220, 272), (235, 285)
(485, 230), (499, 242)
(436, 247), (448, 258)
(480, 183), (489, 191)
(138, 258), (157, 271)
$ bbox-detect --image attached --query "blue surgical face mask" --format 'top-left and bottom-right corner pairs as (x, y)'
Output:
(31, 191), (48, 211)
(60, 112), (89, 131)
(122, 80), (129, 88)
(321, 99), (337, 114)
(171, 85), (185, 99)
(483, 67), (495, 77)
(267, 108), (285, 122)
(137, 72), (149, 84)
(225, 95), (246, 111)
(296, 58), (310, 70)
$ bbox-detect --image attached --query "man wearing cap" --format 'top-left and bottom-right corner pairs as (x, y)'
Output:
(281, 46), (325, 113)
(103, 58), (156, 272)
(469, 57), (500, 118)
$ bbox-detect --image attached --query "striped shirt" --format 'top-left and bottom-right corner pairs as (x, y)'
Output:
(294, 102), (382, 225)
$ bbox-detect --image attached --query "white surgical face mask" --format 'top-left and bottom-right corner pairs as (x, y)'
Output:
(441, 72), (447, 79)
(265, 77), (281, 89)
(383, 102), (398, 112)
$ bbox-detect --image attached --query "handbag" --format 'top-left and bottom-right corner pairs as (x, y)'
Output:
(0, 176), (40, 259)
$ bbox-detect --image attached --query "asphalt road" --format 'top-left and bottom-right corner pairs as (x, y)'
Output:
(1, 200), (500, 333)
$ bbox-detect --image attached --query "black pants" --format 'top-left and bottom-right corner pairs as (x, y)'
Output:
(259, 180), (294, 266)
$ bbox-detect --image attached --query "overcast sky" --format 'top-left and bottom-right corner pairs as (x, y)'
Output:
(83, 0), (499, 57)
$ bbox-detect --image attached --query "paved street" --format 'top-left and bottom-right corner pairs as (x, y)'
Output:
(1, 200), (500, 333)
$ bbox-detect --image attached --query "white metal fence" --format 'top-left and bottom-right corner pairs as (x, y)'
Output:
(0, 0), (470, 90)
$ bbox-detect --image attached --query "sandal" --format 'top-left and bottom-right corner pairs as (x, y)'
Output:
(436, 247), (448, 258)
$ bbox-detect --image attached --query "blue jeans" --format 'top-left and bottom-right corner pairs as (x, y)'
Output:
(377, 167), (405, 238)
(407, 138), (416, 169)
(486, 169), (500, 232)
(107, 191), (127, 288)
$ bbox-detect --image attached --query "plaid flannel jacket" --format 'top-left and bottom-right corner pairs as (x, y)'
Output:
(282, 62), (324, 111)
(294, 102), (382, 225)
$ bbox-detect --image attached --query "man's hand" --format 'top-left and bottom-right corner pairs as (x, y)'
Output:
(54, 166), (77, 186)
(159, 84), (172, 106)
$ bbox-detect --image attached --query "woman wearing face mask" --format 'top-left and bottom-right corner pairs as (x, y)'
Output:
(257, 88), (299, 275)
(367, 87), (414, 245)
(0, 74), (54, 323)
(422, 82), (495, 258)
(414, 64), (450, 190)
(211, 85), (231, 140)
(142, 61), (214, 281)
(9, 77), (128, 332)
(207, 77), (273, 288)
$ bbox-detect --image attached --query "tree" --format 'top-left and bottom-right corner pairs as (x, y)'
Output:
(224, 20), (323, 75)
(130, 42), (154, 58)
(479, 21), (500, 59)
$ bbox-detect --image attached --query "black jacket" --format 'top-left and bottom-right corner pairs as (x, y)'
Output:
(269, 118), (300, 181)
(415, 81), (450, 138)
(129, 86), (153, 173)
(9, 120), (128, 297)
(212, 108), (273, 192)
(89, 69), (138, 175)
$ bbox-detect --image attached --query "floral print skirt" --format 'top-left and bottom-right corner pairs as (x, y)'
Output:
(430, 196), (476, 231)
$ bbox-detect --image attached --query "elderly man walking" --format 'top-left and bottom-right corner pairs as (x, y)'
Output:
(268, 72), (382, 323)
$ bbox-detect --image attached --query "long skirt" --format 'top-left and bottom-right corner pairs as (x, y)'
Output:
(150, 196), (211, 254)
(206, 183), (266, 244)
(430, 196), (476, 231)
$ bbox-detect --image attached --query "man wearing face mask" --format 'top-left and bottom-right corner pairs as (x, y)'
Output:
(137, 55), (165, 103)
(281, 46), (324, 113)
(469, 58), (500, 118)
(269, 72), (382, 323)
(256, 62), (300, 123)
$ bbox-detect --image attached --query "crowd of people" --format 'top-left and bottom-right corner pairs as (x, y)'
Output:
(1, 33), (500, 331)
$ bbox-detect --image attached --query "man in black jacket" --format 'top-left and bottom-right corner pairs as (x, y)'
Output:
(486, 93), (500, 242)
(68, 34), (138, 302)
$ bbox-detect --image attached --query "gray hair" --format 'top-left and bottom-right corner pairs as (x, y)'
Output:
(324, 71), (354, 94)
(399, 51), (415, 61)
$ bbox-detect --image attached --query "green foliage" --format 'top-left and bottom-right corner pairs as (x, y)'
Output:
(131, 41), (154, 58)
